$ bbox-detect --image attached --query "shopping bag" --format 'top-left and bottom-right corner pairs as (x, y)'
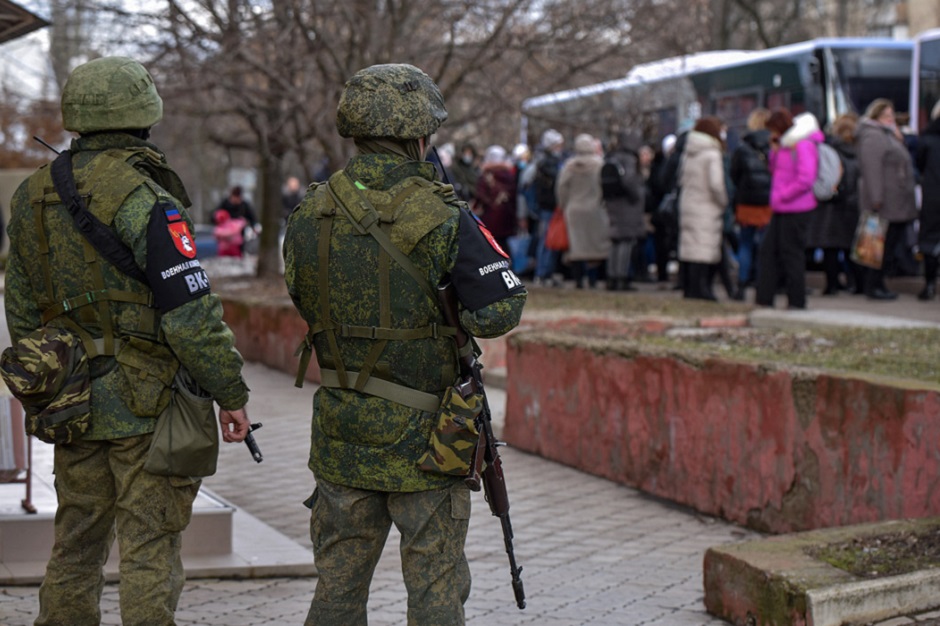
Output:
(545, 208), (569, 252)
(506, 233), (531, 274)
(850, 210), (888, 269)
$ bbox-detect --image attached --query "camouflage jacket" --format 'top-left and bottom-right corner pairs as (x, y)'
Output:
(5, 133), (249, 440)
(284, 152), (526, 492)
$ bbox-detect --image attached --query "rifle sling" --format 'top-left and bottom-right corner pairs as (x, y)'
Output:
(50, 150), (150, 286)
(326, 172), (438, 304)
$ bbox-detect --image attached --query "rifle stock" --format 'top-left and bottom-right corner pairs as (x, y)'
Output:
(437, 282), (526, 610)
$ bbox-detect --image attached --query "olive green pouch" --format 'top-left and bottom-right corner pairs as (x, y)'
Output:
(116, 336), (178, 417)
(144, 367), (218, 478)
(418, 385), (482, 476)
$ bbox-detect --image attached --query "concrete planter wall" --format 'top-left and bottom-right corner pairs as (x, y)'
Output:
(503, 333), (940, 533)
(221, 297), (321, 384)
(221, 296), (940, 534)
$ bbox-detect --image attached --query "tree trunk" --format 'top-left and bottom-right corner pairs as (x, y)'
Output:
(256, 151), (285, 279)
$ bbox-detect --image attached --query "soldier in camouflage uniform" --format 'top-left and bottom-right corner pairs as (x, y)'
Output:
(4, 57), (251, 626)
(283, 64), (526, 626)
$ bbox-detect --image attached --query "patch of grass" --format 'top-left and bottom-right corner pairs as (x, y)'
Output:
(521, 290), (939, 384)
(642, 327), (940, 384)
(808, 529), (940, 579)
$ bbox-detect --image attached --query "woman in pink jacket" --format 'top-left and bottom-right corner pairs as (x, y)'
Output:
(755, 109), (822, 309)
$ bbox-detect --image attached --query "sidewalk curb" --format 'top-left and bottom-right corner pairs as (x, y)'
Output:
(703, 518), (940, 626)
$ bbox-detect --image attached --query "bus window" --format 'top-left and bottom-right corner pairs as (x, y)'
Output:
(831, 47), (911, 117)
(916, 36), (940, 130)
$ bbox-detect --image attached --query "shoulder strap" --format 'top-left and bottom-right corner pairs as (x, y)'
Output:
(50, 151), (149, 286)
(326, 171), (438, 303)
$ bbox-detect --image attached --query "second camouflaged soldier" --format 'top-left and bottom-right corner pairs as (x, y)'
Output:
(284, 64), (526, 625)
(4, 57), (251, 625)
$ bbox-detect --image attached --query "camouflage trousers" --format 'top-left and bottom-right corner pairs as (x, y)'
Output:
(305, 477), (471, 626)
(35, 434), (200, 626)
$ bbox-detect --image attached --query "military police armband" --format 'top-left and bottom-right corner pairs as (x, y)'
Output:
(450, 208), (525, 311)
(145, 201), (211, 313)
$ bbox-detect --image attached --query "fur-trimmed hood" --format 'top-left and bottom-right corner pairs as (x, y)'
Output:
(781, 112), (824, 147)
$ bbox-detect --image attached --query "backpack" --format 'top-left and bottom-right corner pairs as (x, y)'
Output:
(813, 142), (843, 201)
(600, 157), (627, 200)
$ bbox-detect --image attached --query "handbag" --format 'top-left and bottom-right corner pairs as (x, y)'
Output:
(506, 233), (531, 274)
(850, 210), (888, 269)
(144, 367), (219, 478)
(544, 207), (569, 252)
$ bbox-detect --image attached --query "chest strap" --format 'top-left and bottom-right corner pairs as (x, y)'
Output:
(41, 289), (154, 325)
(293, 172), (456, 411)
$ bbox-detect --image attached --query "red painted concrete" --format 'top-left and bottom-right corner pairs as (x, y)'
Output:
(504, 336), (940, 533)
(221, 297), (321, 384)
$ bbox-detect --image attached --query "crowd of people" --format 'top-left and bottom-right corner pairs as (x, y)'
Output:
(441, 99), (940, 308)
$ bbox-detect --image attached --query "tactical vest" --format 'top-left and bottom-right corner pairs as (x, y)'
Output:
(26, 148), (170, 366)
(295, 171), (460, 413)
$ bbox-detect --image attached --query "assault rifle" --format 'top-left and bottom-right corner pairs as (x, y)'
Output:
(437, 283), (526, 610)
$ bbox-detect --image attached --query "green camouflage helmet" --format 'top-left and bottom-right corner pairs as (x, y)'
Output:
(61, 56), (163, 133)
(336, 63), (447, 139)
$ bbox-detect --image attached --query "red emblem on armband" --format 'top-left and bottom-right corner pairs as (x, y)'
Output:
(168, 222), (197, 259)
(474, 216), (509, 258)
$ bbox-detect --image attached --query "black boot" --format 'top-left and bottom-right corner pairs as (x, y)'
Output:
(918, 283), (936, 301)
(573, 263), (585, 289)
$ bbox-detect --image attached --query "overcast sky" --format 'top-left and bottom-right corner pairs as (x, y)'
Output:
(0, 0), (53, 101)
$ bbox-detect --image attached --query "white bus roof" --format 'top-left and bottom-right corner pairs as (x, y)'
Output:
(523, 38), (912, 112)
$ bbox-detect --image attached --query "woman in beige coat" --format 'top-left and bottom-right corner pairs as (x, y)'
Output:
(678, 117), (729, 300)
(557, 133), (610, 288)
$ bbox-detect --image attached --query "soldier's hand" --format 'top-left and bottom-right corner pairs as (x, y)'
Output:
(219, 407), (250, 443)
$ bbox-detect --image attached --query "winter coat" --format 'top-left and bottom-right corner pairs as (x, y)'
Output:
(769, 114), (823, 214)
(807, 136), (860, 250)
(916, 117), (940, 255)
(603, 135), (647, 240)
(729, 129), (771, 227)
(856, 118), (918, 224)
(533, 150), (563, 212)
(557, 153), (611, 262)
(677, 131), (728, 264)
(729, 129), (771, 207)
(474, 162), (518, 241)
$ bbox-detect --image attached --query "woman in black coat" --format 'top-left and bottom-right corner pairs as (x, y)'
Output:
(807, 114), (861, 294)
(729, 108), (772, 299)
(916, 102), (940, 300)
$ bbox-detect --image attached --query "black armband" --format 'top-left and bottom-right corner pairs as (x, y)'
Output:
(451, 208), (525, 311)
(145, 201), (211, 313)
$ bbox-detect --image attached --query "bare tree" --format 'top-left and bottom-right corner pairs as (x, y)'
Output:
(134, 0), (671, 277)
(12, 0), (908, 276)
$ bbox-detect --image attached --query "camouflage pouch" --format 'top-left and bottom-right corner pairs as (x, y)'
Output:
(116, 336), (179, 417)
(0, 327), (91, 444)
(418, 385), (482, 476)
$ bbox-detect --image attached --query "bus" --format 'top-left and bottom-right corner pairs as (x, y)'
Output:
(522, 38), (912, 151)
(912, 28), (940, 133)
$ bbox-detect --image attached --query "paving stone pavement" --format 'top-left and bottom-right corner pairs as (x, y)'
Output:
(0, 358), (754, 626)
